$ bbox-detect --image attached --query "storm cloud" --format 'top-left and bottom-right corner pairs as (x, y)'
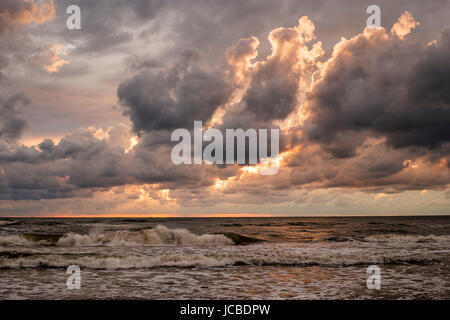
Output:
(305, 23), (450, 157)
(118, 49), (233, 134)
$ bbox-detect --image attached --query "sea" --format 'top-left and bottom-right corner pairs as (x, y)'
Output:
(0, 216), (449, 299)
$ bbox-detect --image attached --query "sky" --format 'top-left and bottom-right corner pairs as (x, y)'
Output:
(0, 0), (449, 217)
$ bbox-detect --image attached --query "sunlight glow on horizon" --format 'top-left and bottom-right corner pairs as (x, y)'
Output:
(2, 213), (277, 218)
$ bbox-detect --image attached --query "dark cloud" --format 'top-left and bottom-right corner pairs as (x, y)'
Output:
(0, 126), (237, 200)
(305, 27), (450, 157)
(0, 94), (30, 142)
(0, 129), (135, 200)
(51, 0), (167, 54)
(125, 55), (161, 72)
(236, 18), (320, 123)
(0, 53), (8, 79)
(118, 49), (233, 134)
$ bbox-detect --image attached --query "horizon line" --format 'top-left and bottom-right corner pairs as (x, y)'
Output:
(1, 214), (449, 218)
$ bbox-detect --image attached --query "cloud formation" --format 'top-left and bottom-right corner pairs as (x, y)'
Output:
(305, 22), (450, 156)
(0, 94), (30, 142)
(118, 48), (233, 134)
(0, 0), (55, 35)
(0, 4), (449, 215)
(391, 11), (420, 39)
(32, 43), (69, 73)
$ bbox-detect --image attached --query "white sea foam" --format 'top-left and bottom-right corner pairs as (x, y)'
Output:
(0, 225), (233, 247)
(0, 235), (37, 246)
(56, 225), (233, 247)
(0, 220), (19, 226)
(0, 253), (232, 269)
(1, 243), (448, 269)
(363, 234), (450, 243)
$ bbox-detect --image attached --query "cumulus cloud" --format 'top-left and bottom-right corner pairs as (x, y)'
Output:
(305, 16), (450, 157)
(0, 122), (237, 200)
(225, 36), (260, 86)
(221, 16), (323, 128)
(118, 48), (233, 134)
(213, 16), (324, 159)
(0, 128), (135, 200)
(391, 11), (420, 39)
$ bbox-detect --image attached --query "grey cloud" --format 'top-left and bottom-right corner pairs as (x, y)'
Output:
(0, 53), (8, 80)
(118, 49), (233, 134)
(125, 55), (161, 72)
(0, 93), (30, 142)
(50, 0), (167, 54)
(0, 130), (134, 200)
(0, 126), (235, 200)
(305, 27), (450, 157)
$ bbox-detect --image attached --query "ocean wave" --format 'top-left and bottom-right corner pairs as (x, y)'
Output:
(0, 234), (42, 246)
(58, 226), (234, 247)
(363, 234), (450, 243)
(0, 248), (447, 269)
(319, 236), (356, 242)
(0, 220), (21, 226)
(316, 234), (450, 243)
(0, 225), (234, 247)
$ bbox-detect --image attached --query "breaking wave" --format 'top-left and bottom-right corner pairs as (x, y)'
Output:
(363, 234), (450, 243)
(0, 225), (234, 247)
(57, 226), (234, 246)
(0, 220), (20, 226)
(0, 247), (447, 269)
